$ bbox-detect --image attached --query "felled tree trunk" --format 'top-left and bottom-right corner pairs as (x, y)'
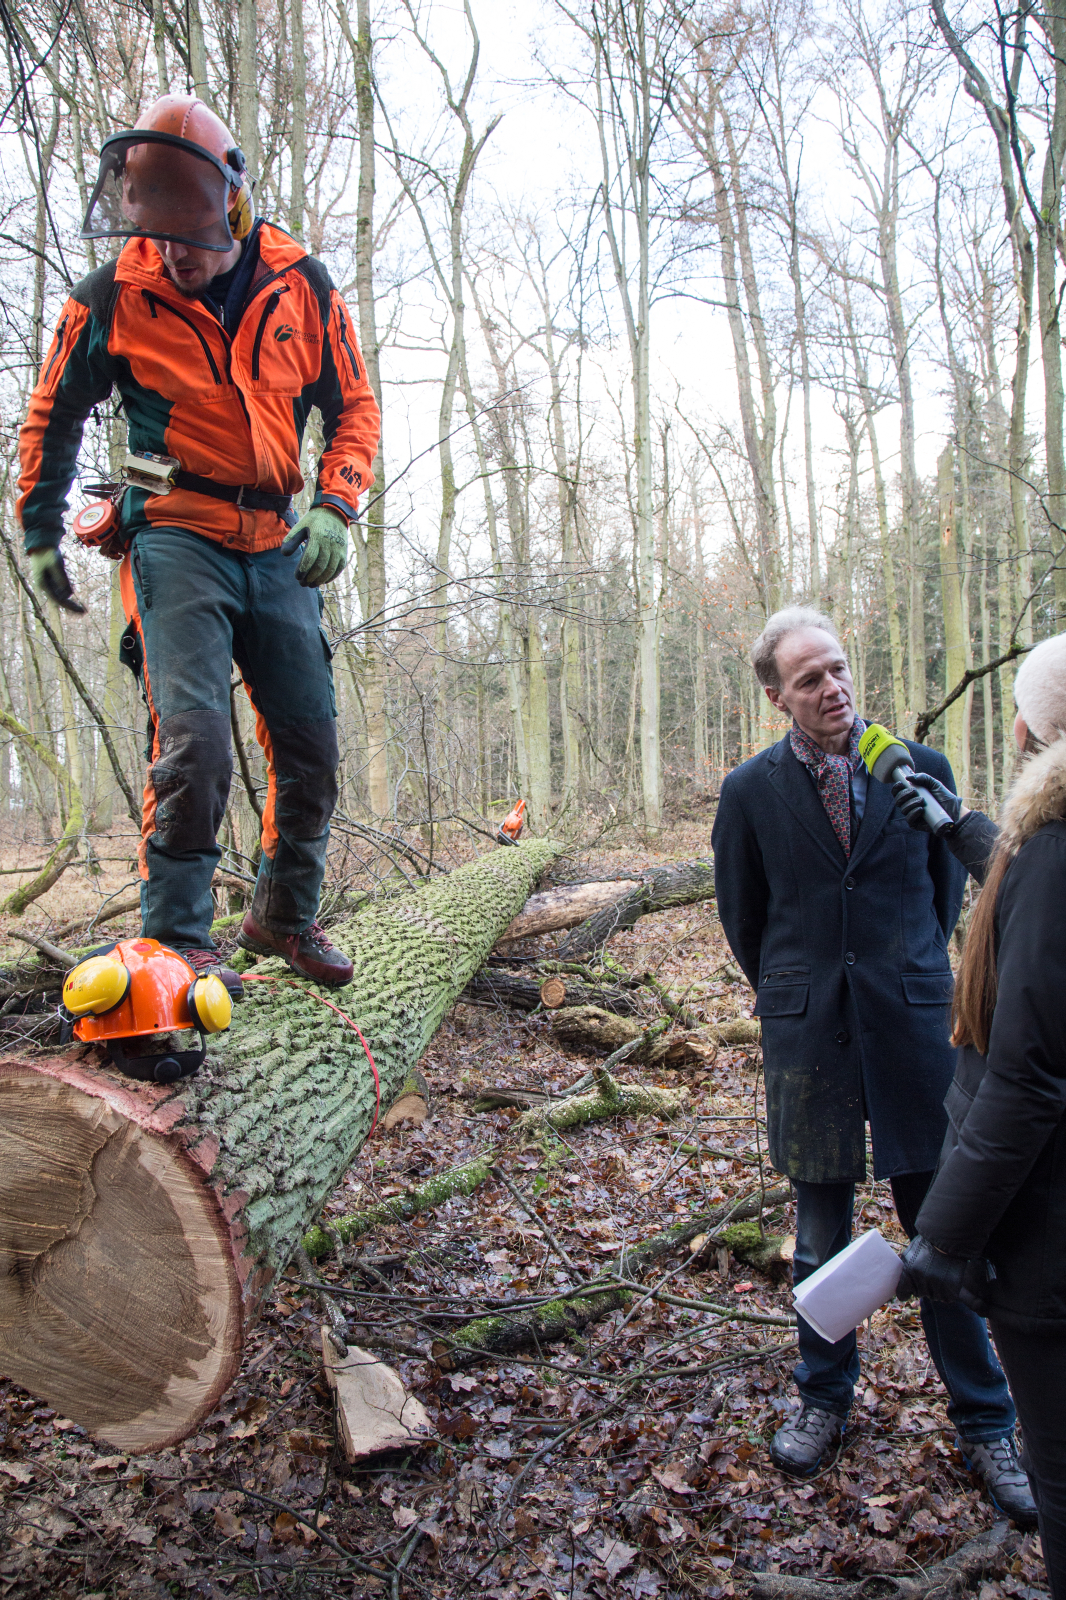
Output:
(558, 860), (715, 960)
(0, 840), (559, 1453)
(495, 879), (641, 943)
(549, 1005), (751, 1063)
(549, 1004), (711, 1066)
(461, 969), (642, 1015)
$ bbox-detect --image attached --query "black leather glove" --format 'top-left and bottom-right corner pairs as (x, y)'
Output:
(897, 1234), (995, 1312)
(890, 772), (963, 833)
(29, 548), (87, 615)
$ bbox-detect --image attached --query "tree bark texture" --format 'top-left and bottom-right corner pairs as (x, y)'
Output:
(558, 860), (715, 960)
(461, 969), (643, 1015)
(550, 1005), (700, 1066)
(495, 879), (641, 943)
(513, 1067), (688, 1144)
(938, 443), (968, 781)
(0, 840), (559, 1453)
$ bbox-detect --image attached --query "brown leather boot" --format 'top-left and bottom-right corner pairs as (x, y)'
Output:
(177, 947), (244, 1002)
(236, 913), (354, 987)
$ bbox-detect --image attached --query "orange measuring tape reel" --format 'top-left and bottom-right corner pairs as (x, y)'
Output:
(60, 937), (231, 1084)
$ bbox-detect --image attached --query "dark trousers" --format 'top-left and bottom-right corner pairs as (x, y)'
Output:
(991, 1323), (1066, 1600)
(124, 527), (338, 949)
(793, 1173), (1015, 1440)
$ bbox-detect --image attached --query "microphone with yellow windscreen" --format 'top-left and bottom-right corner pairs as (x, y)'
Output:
(858, 724), (956, 836)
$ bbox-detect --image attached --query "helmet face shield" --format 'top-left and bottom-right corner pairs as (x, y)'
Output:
(82, 130), (238, 251)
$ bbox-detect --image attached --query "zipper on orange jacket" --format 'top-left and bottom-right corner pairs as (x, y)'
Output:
(141, 290), (224, 385)
(43, 315), (69, 383)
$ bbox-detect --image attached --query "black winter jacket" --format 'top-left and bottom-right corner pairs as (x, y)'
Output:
(712, 730), (965, 1184)
(917, 740), (1066, 1333)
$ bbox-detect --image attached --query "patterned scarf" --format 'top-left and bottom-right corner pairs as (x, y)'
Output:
(789, 716), (867, 857)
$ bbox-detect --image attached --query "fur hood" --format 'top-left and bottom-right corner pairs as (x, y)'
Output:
(999, 735), (1066, 854)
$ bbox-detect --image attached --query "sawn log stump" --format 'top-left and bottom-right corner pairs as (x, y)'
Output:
(0, 839), (559, 1452)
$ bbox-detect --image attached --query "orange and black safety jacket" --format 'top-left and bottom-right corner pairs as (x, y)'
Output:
(18, 221), (380, 553)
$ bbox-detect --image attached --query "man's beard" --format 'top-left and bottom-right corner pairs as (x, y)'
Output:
(165, 268), (201, 298)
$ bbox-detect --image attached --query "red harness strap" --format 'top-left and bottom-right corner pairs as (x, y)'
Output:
(241, 975), (380, 1135)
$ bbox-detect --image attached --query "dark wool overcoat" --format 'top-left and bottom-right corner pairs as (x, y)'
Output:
(918, 740), (1066, 1333)
(711, 731), (966, 1184)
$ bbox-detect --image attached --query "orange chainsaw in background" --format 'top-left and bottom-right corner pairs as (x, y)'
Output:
(497, 799), (525, 844)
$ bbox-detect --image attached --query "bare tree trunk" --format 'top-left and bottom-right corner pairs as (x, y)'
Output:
(1034, 6), (1066, 622)
(937, 444), (967, 779)
(237, 0), (260, 180)
(351, 0), (388, 817)
(288, 0), (306, 236)
(844, 306), (906, 729)
(674, 51), (780, 615)
(588, 2), (663, 829)
(186, 0), (214, 106)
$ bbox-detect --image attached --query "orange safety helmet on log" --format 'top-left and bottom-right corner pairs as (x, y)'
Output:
(497, 798), (526, 843)
(60, 937), (232, 1084)
(81, 94), (255, 252)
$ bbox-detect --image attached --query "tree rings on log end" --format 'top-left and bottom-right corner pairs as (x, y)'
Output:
(0, 1064), (242, 1452)
(539, 977), (567, 1009)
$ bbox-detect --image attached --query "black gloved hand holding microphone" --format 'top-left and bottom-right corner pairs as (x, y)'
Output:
(857, 724), (962, 835)
(891, 772), (963, 832)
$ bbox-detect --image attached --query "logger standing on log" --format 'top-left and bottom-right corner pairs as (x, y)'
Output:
(16, 96), (379, 989)
(711, 606), (1034, 1526)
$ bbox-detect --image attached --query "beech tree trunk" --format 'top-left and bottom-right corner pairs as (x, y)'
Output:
(0, 840), (559, 1453)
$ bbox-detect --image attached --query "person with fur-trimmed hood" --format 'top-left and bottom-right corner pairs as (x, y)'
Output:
(898, 632), (1066, 1598)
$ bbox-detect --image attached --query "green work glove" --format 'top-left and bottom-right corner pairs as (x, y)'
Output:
(281, 506), (348, 588)
(29, 547), (87, 614)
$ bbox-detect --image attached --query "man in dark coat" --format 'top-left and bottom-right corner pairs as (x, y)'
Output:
(711, 607), (1032, 1523)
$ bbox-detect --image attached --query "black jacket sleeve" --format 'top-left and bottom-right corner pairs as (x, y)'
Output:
(710, 773), (767, 991)
(916, 827), (1066, 1255)
(945, 810), (999, 885)
(916, 747), (967, 939)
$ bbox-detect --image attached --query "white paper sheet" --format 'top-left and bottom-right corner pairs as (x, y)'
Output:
(792, 1229), (903, 1344)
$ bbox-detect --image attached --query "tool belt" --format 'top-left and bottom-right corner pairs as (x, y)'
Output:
(122, 452), (293, 515)
(171, 469), (293, 516)
(74, 453), (295, 560)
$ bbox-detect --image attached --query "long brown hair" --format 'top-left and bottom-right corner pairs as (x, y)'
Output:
(947, 844), (1011, 1056)
(954, 729), (1048, 1052)
(952, 838), (1012, 1053)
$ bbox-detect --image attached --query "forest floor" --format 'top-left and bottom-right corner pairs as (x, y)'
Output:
(0, 823), (1049, 1599)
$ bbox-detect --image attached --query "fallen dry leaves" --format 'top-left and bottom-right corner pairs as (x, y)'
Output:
(0, 823), (1049, 1599)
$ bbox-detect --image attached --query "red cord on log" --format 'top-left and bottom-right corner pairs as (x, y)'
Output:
(241, 975), (381, 1133)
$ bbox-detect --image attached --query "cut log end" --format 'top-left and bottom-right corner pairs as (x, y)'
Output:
(0, 1063), (241, 1451)
(539, 977), (567, 1009)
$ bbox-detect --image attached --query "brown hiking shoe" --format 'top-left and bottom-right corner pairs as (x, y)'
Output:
(237, 913), (354, 987)
(177, 947), (244, 1002)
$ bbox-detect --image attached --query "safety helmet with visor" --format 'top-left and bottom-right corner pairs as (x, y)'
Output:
(81, 94), (255, 253)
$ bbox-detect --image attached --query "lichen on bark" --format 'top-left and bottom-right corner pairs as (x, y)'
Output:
(178, 839), (561, 1293)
